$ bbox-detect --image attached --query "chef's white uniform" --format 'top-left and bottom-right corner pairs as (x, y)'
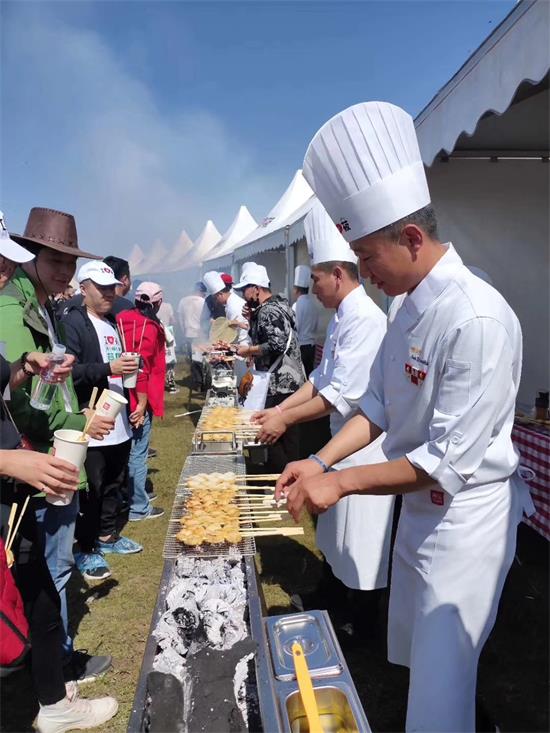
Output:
(360, 244), (535, 731)
(292, 294), (319, 347)
(225, 291), (249, 345)
(310, 285), (395, 590)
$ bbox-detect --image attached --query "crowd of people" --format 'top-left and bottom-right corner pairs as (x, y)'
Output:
(0, 98), (536, 733)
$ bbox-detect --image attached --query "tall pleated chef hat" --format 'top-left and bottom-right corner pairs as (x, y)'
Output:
(294, 265), (311, 288)
(202, 270), (225, 295)
(304, 199), (358, 265)
(303, 101), (431, 243)
(234, 262), (270, 289)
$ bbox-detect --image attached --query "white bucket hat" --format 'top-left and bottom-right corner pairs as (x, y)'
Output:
(0, 211), (34, 263)
(303, 101), (431, 242)
(202, 270), (225, 295)
(304, 200), (358, 265)
(294, 265), (311, 288)
(234, 262), (270, 289)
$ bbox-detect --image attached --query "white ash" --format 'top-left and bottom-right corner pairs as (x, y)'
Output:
(233, 652), (256, 726)
(153, 556), (248, 681)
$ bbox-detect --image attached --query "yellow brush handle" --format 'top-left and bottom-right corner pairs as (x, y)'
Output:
(292, 641), (323, 733)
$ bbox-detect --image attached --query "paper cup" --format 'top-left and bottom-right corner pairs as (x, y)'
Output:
(121, 352), (140, 388)
(95, 389), (128, 419)
(49, 429), (89, 506)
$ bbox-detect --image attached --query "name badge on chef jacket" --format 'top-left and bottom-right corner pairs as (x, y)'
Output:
(405, 362), (427, 385)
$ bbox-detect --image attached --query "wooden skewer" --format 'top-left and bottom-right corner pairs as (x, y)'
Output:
(118, 323), (127, 352)
(238, 517), (284, 525)
(240, 527), (304, 538)
(234, 474), (280, 482)
(132, 321), (136, 352)
(5, 495), (30, 555)
(5, 502), (18, 552)
(89, 386), (98, 411)
(79, 410), (96, 442)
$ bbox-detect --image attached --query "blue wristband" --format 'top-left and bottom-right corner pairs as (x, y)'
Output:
(308, 454), (329, 473)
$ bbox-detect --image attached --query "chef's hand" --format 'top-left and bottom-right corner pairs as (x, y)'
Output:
(82, 410), (115, 440)
(275, 458), (324, 500)
(257, 414), (287, 445)
(285, 471), (344, 522)
(236, 344), (250, 358)
(24, 352), (75, 382)
(251, 408), (277, 424)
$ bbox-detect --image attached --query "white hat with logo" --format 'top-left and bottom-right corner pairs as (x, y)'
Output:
(77, 260), (122, 286)
(303, 101), (431, 242)
(304, 200), (358, 265)
(294, 265), (311, 288)
(234, 262), (270, 289)
(0, 212), (34, 263)
(202, 270), (225, 295)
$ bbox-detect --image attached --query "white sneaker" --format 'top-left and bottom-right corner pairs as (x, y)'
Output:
(35, 690), (118, 733)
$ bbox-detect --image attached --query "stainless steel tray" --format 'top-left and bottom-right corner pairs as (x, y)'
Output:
(266, 611), (342, 681)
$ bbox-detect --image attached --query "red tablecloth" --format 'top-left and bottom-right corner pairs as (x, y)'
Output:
(512, 422), (550, 541)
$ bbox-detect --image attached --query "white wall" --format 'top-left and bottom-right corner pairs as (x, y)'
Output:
(427, 158), (549, 408)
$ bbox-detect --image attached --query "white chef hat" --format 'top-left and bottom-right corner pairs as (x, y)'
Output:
(202, 270), (225, 295)
(234, 262), (270, 289)
(304, 200), (358, 265)
(294, 265), (311, 288)
(303, 101), (431, 242)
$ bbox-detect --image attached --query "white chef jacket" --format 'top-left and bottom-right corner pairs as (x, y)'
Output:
(310, 285), (395, 590)
(225, 290), (250, 345)
(177, 295), (204, 339)
(293, 294), (319, 347)
(359, 243), (534, 731)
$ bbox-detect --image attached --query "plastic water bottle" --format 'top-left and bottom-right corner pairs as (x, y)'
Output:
(30, 344), (67, 411)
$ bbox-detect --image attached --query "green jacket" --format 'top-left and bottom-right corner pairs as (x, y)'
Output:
(0, 267), (86, 454)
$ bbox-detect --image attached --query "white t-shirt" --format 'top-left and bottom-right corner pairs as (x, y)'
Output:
(88, 313), (132, 447)
(177, 295), (205, 338)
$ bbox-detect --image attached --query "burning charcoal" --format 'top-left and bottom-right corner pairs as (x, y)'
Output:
(145, 672), (185, 733)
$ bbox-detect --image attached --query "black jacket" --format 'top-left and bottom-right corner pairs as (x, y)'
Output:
(61, 305), (118, 408)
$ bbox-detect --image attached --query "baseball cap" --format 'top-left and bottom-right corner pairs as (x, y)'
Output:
(77, 260), (122, 286)
(0, 211), (34, 264)
(135, 281), (163, 303)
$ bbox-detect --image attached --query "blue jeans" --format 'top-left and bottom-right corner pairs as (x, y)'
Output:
(128, 410), (153, 519)
(34, 491), (79, 660)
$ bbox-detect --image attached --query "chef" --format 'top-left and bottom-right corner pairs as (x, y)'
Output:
(255, 200), (394, 622)
(276, 101), (535, 732)
(202, 270), (249, 345)
(291, 264), (319, 377)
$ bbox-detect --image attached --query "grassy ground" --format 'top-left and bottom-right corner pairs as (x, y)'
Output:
(1, 360), (548, 732)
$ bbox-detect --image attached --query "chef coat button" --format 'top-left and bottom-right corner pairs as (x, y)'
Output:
(450, 433), (462, 445)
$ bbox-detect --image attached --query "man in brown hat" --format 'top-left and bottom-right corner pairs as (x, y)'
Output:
(0, 207), (116, 686)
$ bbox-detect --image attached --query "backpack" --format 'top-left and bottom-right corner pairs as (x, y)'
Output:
(0, 537), (30, 674)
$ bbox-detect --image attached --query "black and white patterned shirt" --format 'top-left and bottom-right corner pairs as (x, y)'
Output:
(249, 296), (305, 397)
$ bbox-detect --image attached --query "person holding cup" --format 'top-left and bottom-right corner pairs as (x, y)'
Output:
(62, 261), (142, 581)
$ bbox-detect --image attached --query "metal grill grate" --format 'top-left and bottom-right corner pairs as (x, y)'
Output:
(162, 454), (256, 559)
(193, 405), (260, 448)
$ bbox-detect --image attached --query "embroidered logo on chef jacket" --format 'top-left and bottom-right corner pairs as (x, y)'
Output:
(336, 219), (351, 234)
(430, 490), (444, 506)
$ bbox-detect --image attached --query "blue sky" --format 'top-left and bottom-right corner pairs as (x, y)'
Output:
(1, 0), (516, 260)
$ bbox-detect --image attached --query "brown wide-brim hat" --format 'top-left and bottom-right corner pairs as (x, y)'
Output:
(11, 207), (101, 260)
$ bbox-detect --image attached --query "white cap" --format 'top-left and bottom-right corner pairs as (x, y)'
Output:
(294, 265), (311, 288)
(202, 270), (225, 295)
(303, 101), (431, 242)
(234, 262), (270, 289)
(77, 260), (122, 286)
(304, 200), (358, 265)
(0, 211), (34, 263)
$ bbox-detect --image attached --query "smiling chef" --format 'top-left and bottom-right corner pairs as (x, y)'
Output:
(276, 101), (535, 732)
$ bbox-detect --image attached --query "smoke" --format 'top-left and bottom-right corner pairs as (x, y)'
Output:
(1, 3), (282, 264)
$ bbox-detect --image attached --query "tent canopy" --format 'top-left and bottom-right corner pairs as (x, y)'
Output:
(189, 220), (222, 266)
(416, 0), (550, 165)
(134, 239), (169, 276)
(128, 244), (145, 275)
(205, 205), (257, 263)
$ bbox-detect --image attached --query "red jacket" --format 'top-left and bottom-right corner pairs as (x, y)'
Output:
(116, 309), (166, 417)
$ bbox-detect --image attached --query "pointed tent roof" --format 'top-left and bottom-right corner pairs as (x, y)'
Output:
(169, 229), (195, 270)
(205, 206), (258, 261)
(188, 220), (222, 265)
(135, 239), (169, 276)
(128, 244), (145, 275)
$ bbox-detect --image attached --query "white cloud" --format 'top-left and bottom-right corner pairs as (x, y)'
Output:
(1, 4), (283, 261)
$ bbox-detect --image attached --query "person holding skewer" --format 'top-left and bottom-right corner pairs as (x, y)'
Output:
(117, 282), (165, 522)
(62, 261), (143, 581)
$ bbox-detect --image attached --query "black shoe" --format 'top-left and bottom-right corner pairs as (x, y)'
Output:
(148, 448), (158, 458)
(63, 650), (112, 684)
(147, 492), (158, 502)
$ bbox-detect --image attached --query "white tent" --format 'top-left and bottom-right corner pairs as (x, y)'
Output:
(204, 205), (258, 271)
(415, 0), (549, 407)
(188, 220), (222, 266)
(230, 170), (316, 295)
(128, 244), (145, 275)
(169, 229), (194, 270)
(134, 239), (169, 276)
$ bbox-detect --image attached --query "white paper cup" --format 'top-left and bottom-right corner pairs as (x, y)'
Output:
(95, 389), (128, 419)
(121, 352), (140, 388)
(49, 429), (89, 506)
